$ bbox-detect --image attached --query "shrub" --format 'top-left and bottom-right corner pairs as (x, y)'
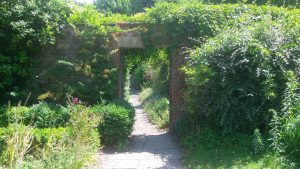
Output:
(0, 126), (67, 165)
(28, 4), (118, 105)
(6, 106), (30, 124)
(66, 105), (101, 165)
(252, 129), (265, 154)
(270, 71), (300, 155)
(0, 104), (100, 168)
(92, 101), (135, 145)
(33, 127), (67, 146)
(6, 103), (69, 128)
(131, 64), (146, 90)
(95, 0), (156, 14)
(184, 16), (300, 133)
(0, 0), (70, 104)
(0, 107), (7, 128)
(144, 97), (169, 128)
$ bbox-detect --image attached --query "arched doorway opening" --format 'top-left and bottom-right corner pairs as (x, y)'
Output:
(110, 23), (186, 128)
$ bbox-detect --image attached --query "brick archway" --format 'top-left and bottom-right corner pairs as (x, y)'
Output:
(111, 23), (185, 129)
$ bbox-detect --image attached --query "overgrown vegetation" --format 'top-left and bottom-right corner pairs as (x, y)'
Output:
(0, 103), (100, 168)
(1, 0), (300, 168)
(0, 1), (136, 167)
(178, 2), (300, 168)
(139, 88), (169, 128)
(0, 99), (135, 168)
(128, 49), (170, 128)
(0, 0), (70, 104)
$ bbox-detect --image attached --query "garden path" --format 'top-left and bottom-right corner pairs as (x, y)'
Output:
(100, 92), (182, 169)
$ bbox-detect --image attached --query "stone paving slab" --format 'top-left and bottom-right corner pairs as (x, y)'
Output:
(100, 93), (182, 169)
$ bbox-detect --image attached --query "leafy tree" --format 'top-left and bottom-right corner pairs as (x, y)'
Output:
(94, 0), (156, 14)
(0, 0), (70, 104)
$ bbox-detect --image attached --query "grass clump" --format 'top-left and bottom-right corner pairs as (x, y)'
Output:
(0, 103), (100, 169)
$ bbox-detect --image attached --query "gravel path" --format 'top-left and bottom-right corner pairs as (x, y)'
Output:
(100, 93), (183, 169)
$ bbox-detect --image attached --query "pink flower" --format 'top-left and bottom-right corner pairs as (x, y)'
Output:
(72, 97), (79, 104)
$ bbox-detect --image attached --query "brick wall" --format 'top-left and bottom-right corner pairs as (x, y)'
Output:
(31, 26), (82, 101)
(169, 48), (186, 128)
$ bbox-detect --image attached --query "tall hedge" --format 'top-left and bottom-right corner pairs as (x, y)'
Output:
(183, 9), (300, 133)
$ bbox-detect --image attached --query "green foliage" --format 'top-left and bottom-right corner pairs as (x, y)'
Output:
(92, 101), (135, 146)
(269, 71), (300, 156)
(187, 0), (300, 7)
(6, 103), (69, 128)
(139, 88), (155, 104)
(252, 129), (265, 154)
(34, 4), (118, 104)
(6, 106), (30, 124)
(131, 64), (146, 90)
(144, 2), (299, 47)
(33, 127), (67, 146)
(0, 107), (8, 128)
(181, 128), (294, 169)
(0, 0), (70, 104)
(139, 88), (169, 128)
(95, 0), (156, 15)
(0, 104), (100, 168)
(184, 14), (300, 133)
(129, 49), (169, 95)
(67, 105), (100, 158)
(144, 97), (169, 128)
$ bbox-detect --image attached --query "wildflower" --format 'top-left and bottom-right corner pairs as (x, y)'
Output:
(72, 97), (79, 104)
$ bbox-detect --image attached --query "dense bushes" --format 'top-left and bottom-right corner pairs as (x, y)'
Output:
(270, 71), (300, 155)
(0, 103), (101, 168)
(179, 4), (300, 166)
(0, 107), (7, 128)
(144, 2), (299, 47)
(130, 49), (169, 94)
(95, 0), (156, 14)
(0, 2), (120, 106)
(184, 15), (300, 132)
(186, 0), (299, 7)
(92, 101), (135, 145)
(6, 102), (69, 128)
(0, 98), (135, 168)
(0, 0), (70, 104)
